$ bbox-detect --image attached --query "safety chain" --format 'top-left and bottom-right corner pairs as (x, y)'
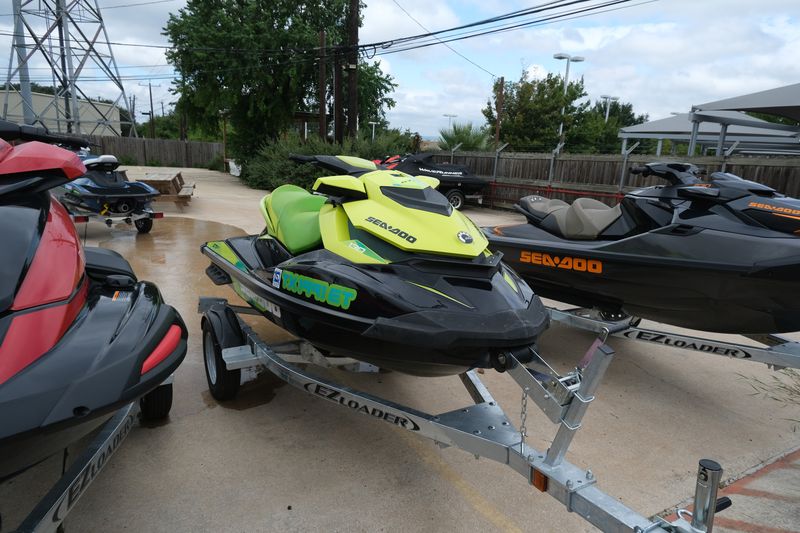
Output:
(519, 386), (529, 452)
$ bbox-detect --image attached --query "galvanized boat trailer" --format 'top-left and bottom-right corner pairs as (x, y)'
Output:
(2, 379), (173, 533)
(199, 297), (731, 533)
(548, 307), (800, 370)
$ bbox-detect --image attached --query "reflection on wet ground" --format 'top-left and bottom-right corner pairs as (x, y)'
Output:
(96, 217), (296, 418)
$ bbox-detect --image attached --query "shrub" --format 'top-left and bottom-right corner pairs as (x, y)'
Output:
(206, 154), (225, 171)
(241, 130), (415, 190)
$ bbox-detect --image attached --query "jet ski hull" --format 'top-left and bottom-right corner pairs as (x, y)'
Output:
(0, 255), (187, 481)
(487, 223), (800, 334)
(203, 236), (548, 376)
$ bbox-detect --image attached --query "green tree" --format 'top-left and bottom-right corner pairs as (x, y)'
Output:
(355, 61), (397, 130)
(483, 71), (587, 152)
(164, 0), (395, 164)
(568, 100), (648, 153)
(438, 122), (490, 151)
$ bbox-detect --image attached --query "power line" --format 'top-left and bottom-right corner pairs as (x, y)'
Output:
(103, 0), (179, 9)
(1, 0), (654, 84)
(390, 0), (496, 78)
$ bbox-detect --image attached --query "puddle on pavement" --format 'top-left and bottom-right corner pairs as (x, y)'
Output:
(95, 217), (296, 416)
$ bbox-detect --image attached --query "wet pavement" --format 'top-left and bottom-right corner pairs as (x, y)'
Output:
(1, 168), (799, 532)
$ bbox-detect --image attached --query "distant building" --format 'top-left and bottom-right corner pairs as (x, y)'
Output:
(2, 91), (123, 135)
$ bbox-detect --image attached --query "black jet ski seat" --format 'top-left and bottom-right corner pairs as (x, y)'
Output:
(519, 195), (622, 240)
(261, 185), (327, 254)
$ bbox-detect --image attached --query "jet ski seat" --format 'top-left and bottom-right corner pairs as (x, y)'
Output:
(563, 198), (622, 240)
(261, 185), (327, 254)
(519, 196), (569, 219)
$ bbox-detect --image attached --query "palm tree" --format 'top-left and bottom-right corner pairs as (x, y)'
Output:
(438, 122), (491, 151)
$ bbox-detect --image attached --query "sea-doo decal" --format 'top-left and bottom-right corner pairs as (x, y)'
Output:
(457, 231), (473, 244)
(520, 251), (602, 274)
(748, 201), (800, 217)
(365, 216), (418, 243)
(235, 281), (280, 317)
(272, 267), (282, 288)
(304, 382), (421, 431)
(622, 330), (752, 358)
(281, 270), (357, 310)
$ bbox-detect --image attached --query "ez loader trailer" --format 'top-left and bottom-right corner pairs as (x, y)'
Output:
(199, 297), (733, 533)
(547, 307), (800, 370)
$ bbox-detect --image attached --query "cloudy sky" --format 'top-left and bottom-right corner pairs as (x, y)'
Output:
(1, 0), (798, 137)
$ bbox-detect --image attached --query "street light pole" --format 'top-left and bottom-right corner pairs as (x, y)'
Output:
(553, 53), (584, 141)
(600, 94), (619, 123)
(368, 121), (378, 141)
(443, 113), (457, 128)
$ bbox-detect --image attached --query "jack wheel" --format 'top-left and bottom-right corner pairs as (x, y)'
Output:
(446, 190), (465, 210)
(140, 384), (173, 420)
(134, 218), (153, 234)
(202, 320), (241, 401)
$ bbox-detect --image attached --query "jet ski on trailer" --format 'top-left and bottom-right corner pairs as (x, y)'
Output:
(0, 120), (188, 485)
(58, 153), (162, 233)
(486, 162), (800, 335)
(201, 154), (547, 380)
(375, 153), (489, 210)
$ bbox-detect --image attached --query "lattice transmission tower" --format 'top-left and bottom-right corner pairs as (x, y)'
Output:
(3, 0), (137, 136)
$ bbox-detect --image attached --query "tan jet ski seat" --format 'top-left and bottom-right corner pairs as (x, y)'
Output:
(563, 198), (622, 240)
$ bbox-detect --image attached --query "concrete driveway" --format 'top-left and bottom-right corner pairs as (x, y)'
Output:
(1, 167), (798, 532)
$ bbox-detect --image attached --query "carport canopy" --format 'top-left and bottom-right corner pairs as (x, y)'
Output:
(619, 110), (800, 156)
(687, 82), (800, 154)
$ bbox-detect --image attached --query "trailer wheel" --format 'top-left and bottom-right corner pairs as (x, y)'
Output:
(139, 384), (173, 420)
(134, 218), (153, 234)
(446, 190), (465, 210)
(202, 319), (241, 401)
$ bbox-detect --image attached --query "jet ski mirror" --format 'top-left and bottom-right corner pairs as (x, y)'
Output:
(313, 175), (368, 201)
(677, 186), (720, 200)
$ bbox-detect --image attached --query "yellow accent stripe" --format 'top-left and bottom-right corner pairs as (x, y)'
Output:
(406, 281), (472, 308)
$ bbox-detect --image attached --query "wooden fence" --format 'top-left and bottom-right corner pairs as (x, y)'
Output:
(82, 136), (223, 168)
(433, 152), (800, 208)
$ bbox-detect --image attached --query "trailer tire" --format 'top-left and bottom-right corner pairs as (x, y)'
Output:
(139, 384), (173, 420)
(135, 218), (153, 234)
(446, 190), (465, 210)
(202, 317), (241, 401)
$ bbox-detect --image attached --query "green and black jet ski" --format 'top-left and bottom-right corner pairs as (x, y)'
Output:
(201, 155), (547, 376)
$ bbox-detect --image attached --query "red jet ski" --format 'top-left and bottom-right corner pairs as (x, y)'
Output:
(0, 121), (187, 481)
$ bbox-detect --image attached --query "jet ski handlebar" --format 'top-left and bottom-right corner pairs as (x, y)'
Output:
(629, 162), (702, 185)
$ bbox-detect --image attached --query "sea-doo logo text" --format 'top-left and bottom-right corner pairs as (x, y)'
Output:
(622, 331), (752, 358)
(281, 270), (357, 310)
(520, 251), (602, 274)
(457, 231), (473, 244)
(748, 201), (800, 217)
(304, 383), (421, 431)
(365, 216), (417, 243)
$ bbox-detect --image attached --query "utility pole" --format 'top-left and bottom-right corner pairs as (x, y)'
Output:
(494, 76), (504, 145)
(334, 53), (344, 143)
(346, 0), (359, 138)
(318, 30), (327, 140)
(161, 101), (165, 116)
(139, 81), (160, 138)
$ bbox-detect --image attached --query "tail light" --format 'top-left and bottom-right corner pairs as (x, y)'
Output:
(141, 324), (182, 375)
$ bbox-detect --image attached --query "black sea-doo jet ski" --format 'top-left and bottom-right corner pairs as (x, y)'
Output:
(0, 121), (188, 481)
(202, 155), (547, 376)
(486, 162), (800, 334)
(376, 153), (489, 210)
(58, 154), (161, 233)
